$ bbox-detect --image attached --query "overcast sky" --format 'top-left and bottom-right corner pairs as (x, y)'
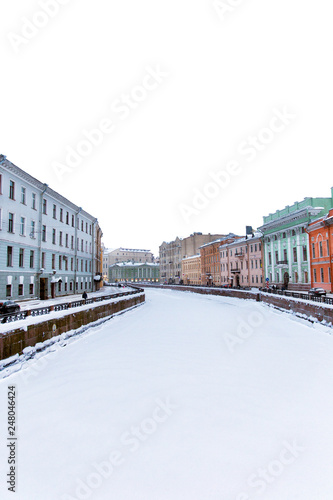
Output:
(1, 0), (332, 255)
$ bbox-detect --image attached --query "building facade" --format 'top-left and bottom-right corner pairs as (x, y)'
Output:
(259, 191), (333, 290)
(108, 248), (154, 266)
(159, 233), (226, 284)
(200, 234), (240, 286)
(181, 255), (201, 285)
(0, 155), (103, 300)
(307, 208), (333, 292)
(108, 262), (160, 283)
(220, 233), (263, 287)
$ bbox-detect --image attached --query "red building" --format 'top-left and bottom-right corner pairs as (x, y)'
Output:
(307, 209), (333, 292)
(200, 234), (240, 286)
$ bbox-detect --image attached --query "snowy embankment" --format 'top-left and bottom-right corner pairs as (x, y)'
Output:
(0, 292), (144, 335)
(0, 288), (333, 500)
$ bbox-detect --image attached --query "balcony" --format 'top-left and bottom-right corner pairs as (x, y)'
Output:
(230, 268), (241, 273)
(235, 252), (245, 258)
(276, 260), (288, 267)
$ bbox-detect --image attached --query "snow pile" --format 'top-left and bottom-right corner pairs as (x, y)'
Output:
(0, 289), (333, 499)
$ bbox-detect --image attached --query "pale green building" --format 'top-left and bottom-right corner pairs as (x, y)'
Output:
(109, 261), (160, 283)
(259, 189), (333, 290)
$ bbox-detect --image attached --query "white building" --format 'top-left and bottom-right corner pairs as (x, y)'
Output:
(0, 155), (103, 300)
(107, 248), (154, 266)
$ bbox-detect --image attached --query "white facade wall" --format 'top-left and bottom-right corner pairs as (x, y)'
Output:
(0, 156), (100, 300)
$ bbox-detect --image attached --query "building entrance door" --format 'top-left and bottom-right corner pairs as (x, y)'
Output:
(40, 278), (48, 300)
(283, 272), (289, 288)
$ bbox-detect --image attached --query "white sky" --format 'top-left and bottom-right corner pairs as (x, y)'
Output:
(1, 0), (332, 256)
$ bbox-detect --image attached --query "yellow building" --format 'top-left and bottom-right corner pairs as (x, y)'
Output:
(182, 254), (201, 285)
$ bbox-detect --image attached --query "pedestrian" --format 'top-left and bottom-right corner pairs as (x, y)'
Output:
(82, 291), (88, 300)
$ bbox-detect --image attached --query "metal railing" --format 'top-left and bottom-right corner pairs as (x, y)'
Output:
(0, 287), (143, 325)
(262, 287), (333, 305)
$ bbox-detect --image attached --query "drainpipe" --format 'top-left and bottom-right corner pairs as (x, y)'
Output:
(74, 207), (82, 294)
(37, 183), (48, 298)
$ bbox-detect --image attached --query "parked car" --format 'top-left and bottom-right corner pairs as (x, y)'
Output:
(0, 300), (20, 316)
(309, 288), (326, 296)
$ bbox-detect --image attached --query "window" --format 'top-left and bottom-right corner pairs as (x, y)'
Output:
(72, 215), (75, 227)
(81, 240), (84, 252)
(52, 229), (56, 244)
(86, 222), (88, 233)
(58, 281), (62, 293)
(81, 220), (84, 231)
(60, 208), (63, 222)
(320, 268), (324, 283)
(42, 225), (46, 242)
(275, 251), (279, 264)
(7, 246), (13, 267)
(19, 248), (24, 267)
(52, 254), (55, 269)
(8, 213), (14, 233)
(59, 255), (62, 270)
(71, 258), (74, 271)
(65, 234), (69, 248)
(59, 231), (63, 246)
(30, 251), (34, 268)
(327, 240), (329, 256)
(293, 247), (297, 263)
(312, 243), (316, 258)
(53, 204), (57, 219)
(314, 268), (317, 282)
(268, 252), (272, 265)
(29, 284), (34, 295)
(20, 217), (25, 236)
(282, 232), (286, 239)
(302, 246), (307, 261)
(21, 187), (26, 204)
(42, 199), (47, 214)
(18, 284), (23, 296)
(41, 252), (46, 269)
(71, 236), (74, 250)
(66, 211), (69, 224)
(6, 285), (11, 297)
(9, 180), (15, 200)
(30, 220), (36, 238)
(32, 193), (36, 209)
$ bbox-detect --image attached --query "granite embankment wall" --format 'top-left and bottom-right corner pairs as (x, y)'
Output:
(142, 284), (333, 326)
(0, 293), (145, 360)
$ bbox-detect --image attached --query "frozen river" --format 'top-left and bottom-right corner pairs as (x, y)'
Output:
(1, 288), (333, 499)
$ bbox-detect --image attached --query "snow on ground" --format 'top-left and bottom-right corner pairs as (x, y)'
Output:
(0, 288), (333, 500)
(16, 285), (133, 311)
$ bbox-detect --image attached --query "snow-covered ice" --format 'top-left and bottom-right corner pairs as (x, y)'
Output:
(0, 288), (333, 499)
